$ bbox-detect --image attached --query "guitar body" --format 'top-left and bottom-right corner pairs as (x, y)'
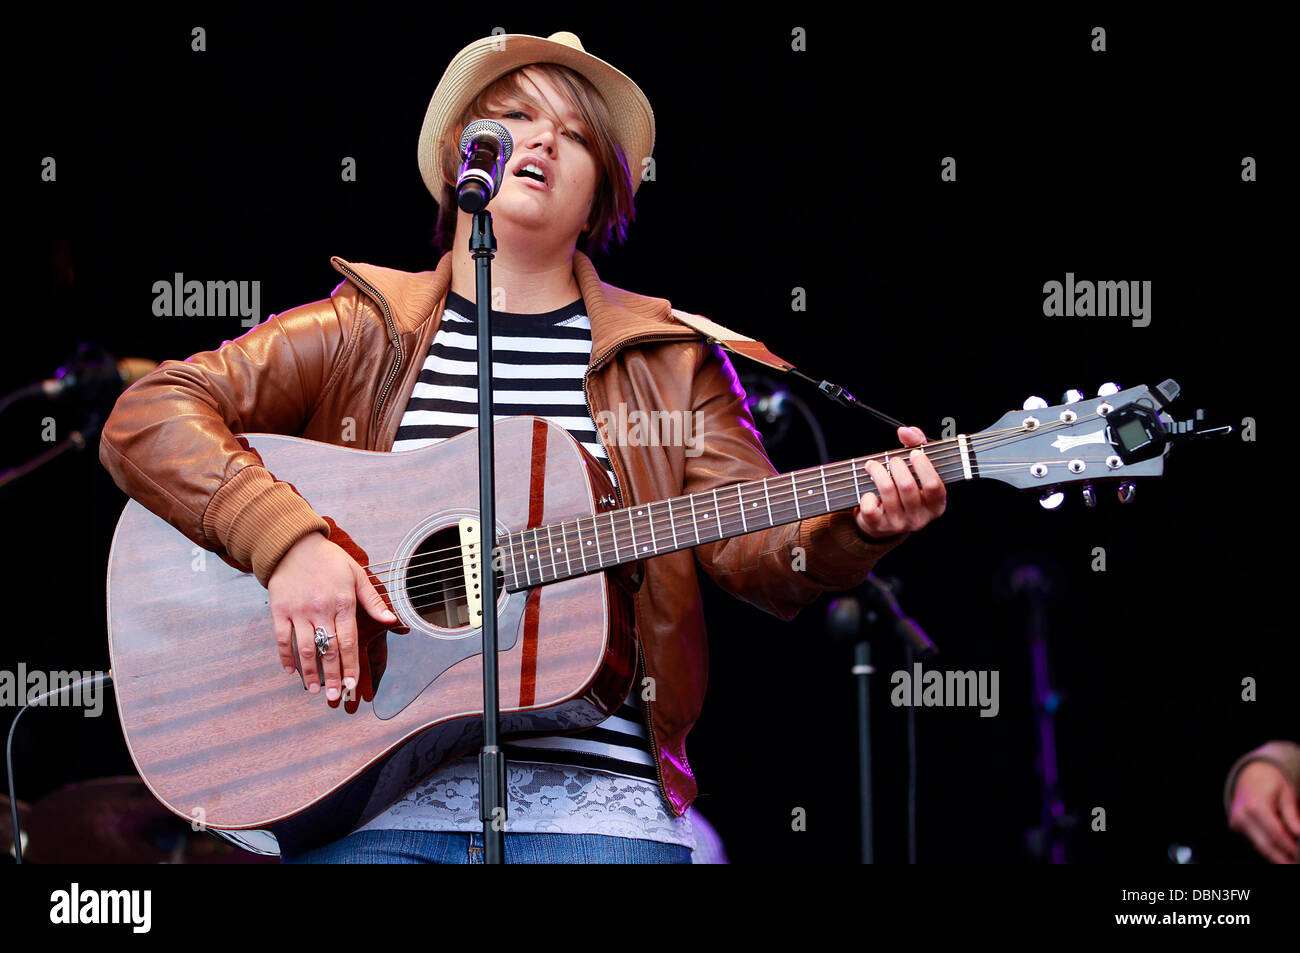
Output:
(106, 416), (637, 852)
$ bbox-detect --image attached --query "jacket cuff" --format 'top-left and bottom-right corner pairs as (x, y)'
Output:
(797, 510), (908, 589)
(202, 465), (330, 588)
(1223, 740), (1300, 814)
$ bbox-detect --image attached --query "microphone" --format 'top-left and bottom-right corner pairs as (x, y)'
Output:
(862, 575), (937, 659)
(1, 345), (155, 416)
(456, 119), (514, 213)
(42, 352), (157, 397)
(746, 389), (789, 425)
(826, 575), (938, 659)
(825, 594), (864, 642)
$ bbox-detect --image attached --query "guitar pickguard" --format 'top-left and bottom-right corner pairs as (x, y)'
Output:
(370, 589), (528, 720)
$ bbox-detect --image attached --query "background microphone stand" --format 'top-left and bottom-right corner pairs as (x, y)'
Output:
(0, 343), (141, 494)
(1000, 562), (1075, 862)
(744, 371), (937, 863)
(0, 410), (102, 493)
(827, 575), (937, 864)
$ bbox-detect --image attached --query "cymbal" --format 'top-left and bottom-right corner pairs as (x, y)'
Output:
(23, 776), (275, 864)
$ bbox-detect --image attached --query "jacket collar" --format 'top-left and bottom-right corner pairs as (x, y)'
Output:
(329, 254), (451, 336)
(331, 251), (696, 367)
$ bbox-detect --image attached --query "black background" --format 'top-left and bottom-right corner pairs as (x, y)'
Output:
(4, 5), (1293, 868)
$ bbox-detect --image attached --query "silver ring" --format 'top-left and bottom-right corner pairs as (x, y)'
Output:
(314, 625), (336, 656)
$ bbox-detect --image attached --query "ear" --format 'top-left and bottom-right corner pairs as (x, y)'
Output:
(442, 132), (465, 187)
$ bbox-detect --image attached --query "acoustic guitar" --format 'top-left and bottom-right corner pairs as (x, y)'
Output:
(105, 380), (1206, 851)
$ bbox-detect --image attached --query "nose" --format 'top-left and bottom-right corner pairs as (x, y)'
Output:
(523, 119), (559, 155)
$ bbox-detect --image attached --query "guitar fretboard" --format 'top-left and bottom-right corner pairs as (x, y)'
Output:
(494, 436), (974, 590)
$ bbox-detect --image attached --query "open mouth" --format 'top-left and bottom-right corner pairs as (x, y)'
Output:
(514, 162), (548, 187)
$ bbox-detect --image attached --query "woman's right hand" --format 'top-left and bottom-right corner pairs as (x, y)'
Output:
(267, 531), (398, 701)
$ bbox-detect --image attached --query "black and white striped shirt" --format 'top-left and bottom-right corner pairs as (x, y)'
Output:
(391, 290), (655, 782)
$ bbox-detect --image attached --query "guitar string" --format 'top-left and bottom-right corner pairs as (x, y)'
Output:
(379, 424), (1107, 599)
(400, 452), (1120, 606)
(364, 416), (1112, 601)
(355, 418), (1056, 577)
(380, 414), (1105, 588)
(395, 431), (1121, 604)
(394, 434), (1111, 597)
(387, 449), (1018, 594)
(358, 414), (1098, 583)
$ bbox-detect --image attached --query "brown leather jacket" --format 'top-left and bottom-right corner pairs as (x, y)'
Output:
(98, 249), (905, 817)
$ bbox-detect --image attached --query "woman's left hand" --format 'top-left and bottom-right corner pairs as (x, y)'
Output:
(855, 426), (948, 540)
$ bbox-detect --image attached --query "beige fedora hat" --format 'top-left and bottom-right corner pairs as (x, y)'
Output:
(417, 31), (655, 203)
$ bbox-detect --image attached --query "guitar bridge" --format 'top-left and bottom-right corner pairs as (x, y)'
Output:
(459, 518), (483, 628)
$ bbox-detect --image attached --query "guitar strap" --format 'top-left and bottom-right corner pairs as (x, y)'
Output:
(667, 308), (796, 374)
(667, 308), (906, 429)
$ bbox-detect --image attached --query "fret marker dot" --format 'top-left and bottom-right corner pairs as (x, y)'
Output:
(642, 545), (649, 552)
(636, 509), (643, 516)
(586, 540), (592, 546)
(752, 502), (758, 508)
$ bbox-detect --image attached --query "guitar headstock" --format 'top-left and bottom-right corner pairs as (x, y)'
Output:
(968, 382), (1184, 508)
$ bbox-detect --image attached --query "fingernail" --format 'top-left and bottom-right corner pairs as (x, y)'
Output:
(308, 683), (320, 694)
(327, 687), (339, 701)
(284, 666), (295, 675)
(344, 678), (356, 692)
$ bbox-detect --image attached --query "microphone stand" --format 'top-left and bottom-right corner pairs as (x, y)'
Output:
(749, 370), (939, 864)
(469, 209), (508, 864)
(1005, 564), (1072, 863)
(0, 411), (103, 494)
(824, 605), (875, 864)
(830, 576), (938, 863)
(0, 343), (125, 494)
(865, 576), (936, 864)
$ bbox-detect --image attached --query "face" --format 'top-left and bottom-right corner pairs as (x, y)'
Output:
(461, 68), (600, 249)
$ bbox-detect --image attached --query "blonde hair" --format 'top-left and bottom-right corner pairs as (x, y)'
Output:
(432, 64), (636, 257)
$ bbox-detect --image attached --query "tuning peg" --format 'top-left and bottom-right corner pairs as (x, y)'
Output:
(1038, 489), (1065, 510)
(1062, 389), (1084, 404)
(1116, 482), (1136, 504)
(1097, 382), (1120, 397)
(1023, 395), (1049, 410)
(1081, 485), (1097, 508)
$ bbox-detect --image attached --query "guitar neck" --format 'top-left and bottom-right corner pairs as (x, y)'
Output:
(495, 435), (977, 591)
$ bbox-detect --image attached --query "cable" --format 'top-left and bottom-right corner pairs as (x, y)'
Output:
(904, 640), (918, 864)
(6, 672), (114, 864)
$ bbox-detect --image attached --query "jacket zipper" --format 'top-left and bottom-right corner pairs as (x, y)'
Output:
(581, 328), (698, 815)
(337, 264), (699, 809)
(335, 261), (403, 436)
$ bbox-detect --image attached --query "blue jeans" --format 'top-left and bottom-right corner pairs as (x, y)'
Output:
(280, 828), (693, 864)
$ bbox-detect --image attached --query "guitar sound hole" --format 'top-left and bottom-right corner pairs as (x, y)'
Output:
(404, 526), (507, 630)
(406, 527), (474, 629)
